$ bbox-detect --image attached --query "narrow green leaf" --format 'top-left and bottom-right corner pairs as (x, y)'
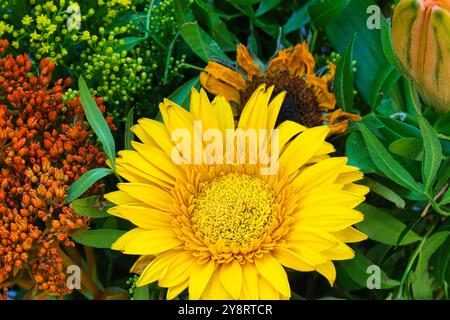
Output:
(72, 229), (126, 249)
(179, 21), (231, 63)
(72, 196), (113, 219)
(436, 236), (450, 285)
(434, 110), (450, 136)
(417, 116), (443, 192)
(389, 137), (424, 161)
(256, 0), (282, 16)
(78, 76), (116, 166)
(370, 63), (401, 110)
(356, 204), (421, 245)
(334, 34), (356, 112)
(169, 76), (201, 109)
(125, 107), (135, 150)
(338, 251), (400, 289)
(66, 168), (113, 204)
(364, 178), (406, 209)
(346, 132), (377, 173)
(440, 187), (450, 206)
(413, 231), (450, 299)
(380, 18), (400, 68)
(283, 4), (311, 34)
(358, 123), (422, 193)
(173, 0), (195, 27)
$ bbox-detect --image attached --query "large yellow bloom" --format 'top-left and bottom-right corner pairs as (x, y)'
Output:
(106, 85), (368, 300)
(201, 43), (361, 135)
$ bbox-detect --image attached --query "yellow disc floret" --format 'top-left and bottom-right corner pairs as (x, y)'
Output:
(192, 173), (275, 246)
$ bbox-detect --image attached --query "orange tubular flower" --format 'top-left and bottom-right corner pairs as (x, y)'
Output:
(201, 43), (361, 135)
(0, 40), (114, 299)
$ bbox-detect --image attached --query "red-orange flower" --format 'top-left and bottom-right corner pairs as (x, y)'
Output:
(0, 40), (114, 299)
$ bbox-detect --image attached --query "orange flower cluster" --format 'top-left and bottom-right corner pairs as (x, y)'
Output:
(0, 40), (114, 299)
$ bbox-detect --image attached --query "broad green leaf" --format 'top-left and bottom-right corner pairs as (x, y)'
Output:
(72, 196), (113, 219)
(389, 137), (424, 161)
(180, 21), (231, 63)
(125, 107), (135, 150)
(364, 178), (406, 209)
(79, 76), (116, 166)
(66, 168), (113, 204)
(337, 251), (400, 289)
(133, 285), (150, 300)
(346, 132), (376, 173)
(113, 37), (146, 52)
(71, 229), (126, 248)
(370, 63), (401, 110)
(413, 231), (450, 299)
(440, 187), (450, 206)
(229, 0), (262, 4)
(417, 116), (443, 192)
(358, 123), (422, 193)
(308, 0), (350, 29)
(325, 0), (389, 104)
(173, 0), (195, 26)
(334, 35), (356, 112)
(356, 204), (421, 245)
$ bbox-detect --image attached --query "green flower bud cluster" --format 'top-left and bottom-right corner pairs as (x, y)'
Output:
(74, 36), (153, 119)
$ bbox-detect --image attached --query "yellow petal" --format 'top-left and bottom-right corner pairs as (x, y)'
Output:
(332, 227), (368, 243)
(159, 251), (194, 287)
(241, 263), (259, 299)
(294, 206), (364, 232)
(201, 269), (234, 300)
(272, 247), (315, 272)
(277, 120), (307, 151)
(136, 250), (183, 286)
(200, 72), (242, 103)
(258, 277), (281, 300)
(220, 260), (242, 299)
(167, 279), (189, 300)
(267, 91), (286, 131)
(108, 205), (174, 230)
(316, 261), (336, 286)
(105, 190), (143, 206)
(254, 255), (291, 297)
(237, 44), (260, 79)
(204, 61), (246, 91)
(189, 260), (216, 300)
(115, 229), (182, 255)
(280, 126), (329, 177)
(136, 118), (174, 155)
(117, 183), (173, 211)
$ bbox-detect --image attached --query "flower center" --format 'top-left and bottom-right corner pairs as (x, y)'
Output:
(240, 69), (322, 128)
(192, 173), (275, 246)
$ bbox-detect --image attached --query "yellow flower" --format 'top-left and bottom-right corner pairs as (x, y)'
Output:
(201, 43), (361, 135)
(22, 15), (33, 26)
(30, 31), (41, 42)
(107, 85), (368, 300)
(36, 14), (51, 28)
(0, 21), (13, 37)
(81, 30), (91, 40)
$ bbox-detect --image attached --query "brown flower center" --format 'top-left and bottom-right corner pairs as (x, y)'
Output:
(240, 70), (322, 128)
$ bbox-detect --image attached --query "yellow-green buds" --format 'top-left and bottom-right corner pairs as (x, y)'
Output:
(392, 0), (450, 114)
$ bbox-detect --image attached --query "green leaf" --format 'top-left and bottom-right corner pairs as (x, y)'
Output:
(434, 110), (450, 136)
(370, 63), (401, 110)
(389, 137), (424, 161)
(113, 37), (146, 52)
(380, 18), (400, 68)
(358, 123), (422, 193)
(346, 132), (376, 173)
(440, 187), (450, 206)
(193, 0), (237, 51)
(337, 251), (400, 289)
(356, 204), (421, 245)
(78, 76), (116, 167)
(413, 231), (450, 299)
(169, 76), (201, 110)
(436, 236), (450, 285)
(334, 34), (356, 112)
(309, 0), (350, 29)
(72, 196), (113, 219)
(66, 168), (113, 204)
(283, 5), (311, 34)
(256, 0), (282, 16)
(417, 116), (443, 192)
(173, 0), (195, 27)
(229, 0), (262, 4)
(364, 178), (406, 209)
(179, 21), (231, 63)
(125, 107), (135, 150)
(71, 229), (126, 249)
(325, 0), (389, 104)
(133, 285), (150, 300)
